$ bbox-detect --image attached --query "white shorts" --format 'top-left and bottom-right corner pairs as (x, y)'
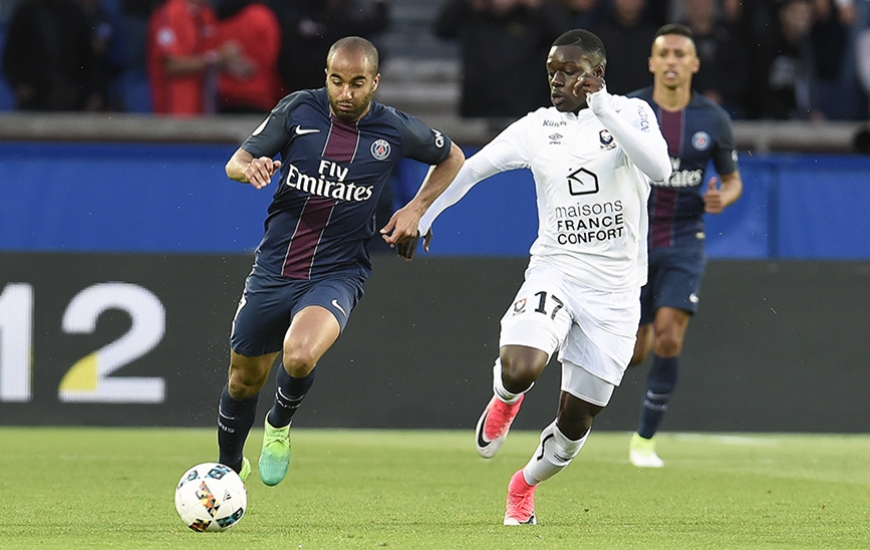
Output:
(499, 264), (640, 402)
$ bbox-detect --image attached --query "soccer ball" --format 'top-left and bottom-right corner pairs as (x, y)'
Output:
(174, 462), (247, 532)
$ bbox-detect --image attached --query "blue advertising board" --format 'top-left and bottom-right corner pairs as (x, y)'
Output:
(2, 142), (869, 259)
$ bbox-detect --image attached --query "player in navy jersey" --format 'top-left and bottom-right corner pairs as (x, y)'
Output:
(626, 24), (743, 467)
(216, 36), (465, 486)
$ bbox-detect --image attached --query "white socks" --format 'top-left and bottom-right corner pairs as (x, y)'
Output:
(523, 420), (588, 485)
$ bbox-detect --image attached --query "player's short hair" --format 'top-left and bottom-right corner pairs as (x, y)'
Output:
(552, 29), (606, 65)
(655, 23), (694, 41)
(327, 36), (379, 74)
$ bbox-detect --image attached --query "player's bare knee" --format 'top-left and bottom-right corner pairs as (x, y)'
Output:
(653, 333), (683, 357)
(227, 368), (266, 399)
(282, 350), (317, 378)
(500, 361), (538, 393)
(500, 347), (547, 392)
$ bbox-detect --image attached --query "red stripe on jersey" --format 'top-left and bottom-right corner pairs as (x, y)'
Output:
(659, 109), (684, 157)
(281, 115), (357, 278)
(650, 109), (683, 248)
(651, 187), (677, 248)
(323, 115), (359, 162)
(282, 196), (335, 278)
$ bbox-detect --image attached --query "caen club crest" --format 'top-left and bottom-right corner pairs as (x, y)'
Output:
(370, 139), (391, 161)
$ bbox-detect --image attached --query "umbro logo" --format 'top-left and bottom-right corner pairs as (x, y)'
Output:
(295, 126), (320, 135)
(549, 133), (562, 144)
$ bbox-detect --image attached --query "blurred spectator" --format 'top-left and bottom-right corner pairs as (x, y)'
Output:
(215, 0), (281, 113)
(119, 0), (162, 111)
(858, 24), (870, 124)
(750, 0), (824, 120)
(830, 0), (870, 119)
(681, 0), (749, 118)
(121, 0), (162, 69)
(147, 0), (253, 115)
(2, 0), (102, 110)
(434, 0), (567, 119)
(808, 0), (852, 118)
(273, 0), (390, 94)
(592, 0), (659, 95)
(560, 0), (603, 29)
(79, 0), (126, 110)
(859, 22), (870, 96)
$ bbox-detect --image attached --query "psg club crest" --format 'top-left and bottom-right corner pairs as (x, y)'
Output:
(370, 139), (391, 161)
(599, 129), (615, 150)
(692, 131), (711, 151)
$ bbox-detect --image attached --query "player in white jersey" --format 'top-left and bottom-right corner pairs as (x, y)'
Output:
(405, 29), (672, 525)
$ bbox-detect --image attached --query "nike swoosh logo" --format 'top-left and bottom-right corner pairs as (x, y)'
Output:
(295, 126), (320, 135)
(476, 412), (492, 448)
(331, 299), (347, 316)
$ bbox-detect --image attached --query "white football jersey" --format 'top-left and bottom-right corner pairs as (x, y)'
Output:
(422, 93), (669, 292)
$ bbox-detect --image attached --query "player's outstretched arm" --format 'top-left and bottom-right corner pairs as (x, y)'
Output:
(381, 142), (465, 260)
(225, 147), (281, 189)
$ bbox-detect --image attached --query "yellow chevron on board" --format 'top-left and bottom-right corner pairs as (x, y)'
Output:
(59, 353), (98, 392)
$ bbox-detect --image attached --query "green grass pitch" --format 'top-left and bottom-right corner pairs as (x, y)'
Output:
(0, 428), (868, 549)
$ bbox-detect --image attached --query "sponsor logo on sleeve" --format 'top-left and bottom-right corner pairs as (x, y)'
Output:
(432, 129), (445, 148)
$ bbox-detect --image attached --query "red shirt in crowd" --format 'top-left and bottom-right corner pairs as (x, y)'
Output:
(148, 0), (220, 115)
(217, 3), (282, 113)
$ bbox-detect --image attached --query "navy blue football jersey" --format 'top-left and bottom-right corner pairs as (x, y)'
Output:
(241, 89), (452, 279)
(630, 87), (738, 250)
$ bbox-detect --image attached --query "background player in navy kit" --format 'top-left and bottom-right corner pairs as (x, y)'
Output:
(626, 24), (743, 468)
(218, 36), (465, 486)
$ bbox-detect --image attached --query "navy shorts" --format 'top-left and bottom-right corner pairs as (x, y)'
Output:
(639, 246), (706, 325)
(230, 266), (365, 357)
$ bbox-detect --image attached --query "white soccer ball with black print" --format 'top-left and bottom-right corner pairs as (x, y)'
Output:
(175, 462), (247, 532)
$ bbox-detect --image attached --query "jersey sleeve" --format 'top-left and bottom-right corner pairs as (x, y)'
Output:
(712, 107), (739, 175)
(240, 93), (304, 158)
(589, 92), (672, 183)
(392, 109), (453, 165)
(418, 116), (533, 234)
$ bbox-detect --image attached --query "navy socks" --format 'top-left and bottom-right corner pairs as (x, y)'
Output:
(637, 355), (679, 439)
(217, 385), (259, 472)
(267, 365), (317, 428)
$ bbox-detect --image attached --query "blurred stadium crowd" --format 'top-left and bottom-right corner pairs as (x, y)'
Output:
(0, 0), (868, 121)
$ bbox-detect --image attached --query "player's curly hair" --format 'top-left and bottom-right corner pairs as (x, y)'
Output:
(552, 29), (606, 66)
